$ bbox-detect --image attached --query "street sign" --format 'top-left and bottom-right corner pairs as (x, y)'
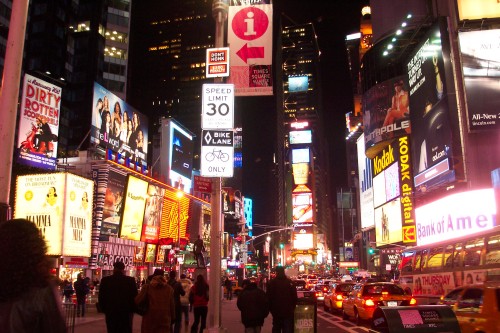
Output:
(206, 47), (230, 78)
(202, 83), (234, 129)
(200, 130), (234, 178)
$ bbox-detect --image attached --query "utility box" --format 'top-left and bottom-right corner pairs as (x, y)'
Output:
(370, 305), (461, 333)
(294, 297), (317, 333)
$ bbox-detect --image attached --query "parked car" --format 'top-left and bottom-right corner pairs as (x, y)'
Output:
(323, 282), (355, 313)
(439, 283), (500, 333)
(342, 282), (416, 325)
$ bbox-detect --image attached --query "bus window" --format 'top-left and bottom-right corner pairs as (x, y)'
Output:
(421, 249), (430, 270)
(486, 234), (500, 265)
(400, 251), (414, 272)
(463, 238), (483, 267)
(443, 244), (454, 268)
(453, 243), (463, 268)
(426, 247), (444, 271)
(413, 250), (423, 272)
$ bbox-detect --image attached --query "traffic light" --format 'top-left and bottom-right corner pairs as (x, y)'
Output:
(279, 243), (284, 249)
(369, 247), (374, 255)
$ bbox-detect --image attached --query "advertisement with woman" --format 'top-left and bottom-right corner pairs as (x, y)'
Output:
(100, 169), (127, 241)
(90, 82), (149, 167)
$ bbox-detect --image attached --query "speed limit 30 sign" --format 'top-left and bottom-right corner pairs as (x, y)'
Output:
(202, 83), (234, 130)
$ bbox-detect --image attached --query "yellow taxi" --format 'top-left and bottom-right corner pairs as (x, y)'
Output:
(323, 282), (355, 313)
(342, 282), (416, 325)
(439, 282), (500, 333)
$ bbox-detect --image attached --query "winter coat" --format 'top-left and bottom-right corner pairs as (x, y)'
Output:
(179, 278), (193, 306)
(98, 271), (137, 316)
(266, 275), (297, 319)
(0, 283), (66, 333)
(135, 275), (175, 333)
(167, 278), (185, 310)
(189, 284), (209, 308)
(237, 282), (269, 328)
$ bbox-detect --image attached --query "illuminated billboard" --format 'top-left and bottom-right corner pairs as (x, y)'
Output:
(15, 173), (94, 257)
(100, 169), (127, 240)
(144, 243), (157, 263)
(407, 20), (458, 193)
(159, 189), (190, 245)
(159, 119), (194, 193)
(362, 76), (409, 156)
(293, 225), (314, 250)
(91, 82), (149, 167)
(456, 0), (500, 21)
(375, 198), (403, 246)
(288, 76), (309, 93)
(120, 175), (149, 241)
(292, 163), (309, 185)
(141, 184), (165, 243)
(415, 189), (497, 246)
(292, 192), (313, 224)
(289, 130), (312, 145)
(458, 29), (500, 131)
(17, 74), (62, 170)
(357, 134), (375, 229)
(291, 148), (310, 164)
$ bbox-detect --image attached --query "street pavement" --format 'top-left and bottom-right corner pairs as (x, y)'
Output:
(73, 297), (273, 333)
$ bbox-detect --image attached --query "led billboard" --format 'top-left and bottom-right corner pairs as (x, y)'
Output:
(17, 74), (62, 170)
(141, 184), (165, 243)
(91, 82), (149, 167)
(288, 76), (309, 93)
(362, 76), (409, 156)
(407, 20), (457, 193)
(159, 189), (190, 245)
(292, 192), (313, 224)
(293, 225), (314, 250)
(357, 134), (375, 229)
(456, 0), (500, 21)
(458, 29), (500, 131)
(415, 189), (497, 246)
(120, 175), (149, 241)
(291, 148), (310, 164)
(292, 163), (309, 185)
(375, 198), (403, 246)
(289, 130), (312, 145)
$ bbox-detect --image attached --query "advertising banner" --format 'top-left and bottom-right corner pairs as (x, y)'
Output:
(228, 4), (273, 96)
(456, 0), (500, 21)
(357, 134), (375, 229)
(141, 184), (165, 243)
(293, 225), (314, 250)
(458, 29), (500, 131)
(63, 174), (94, 257)
(362, 75), (409, 155)
(15, 174), (65, 255)
(101, 169), (127, 241)
(17, 74), (62, 170)
(406, 21), (455, 191)
(292, 192), (313, 224)
(292, 163), (309, 185)
(91, 82), (148, 167)
(375, 198), (403, 246)
(144, 243), (157, 263)
(415, 189), (497, 246)
(120, 175), (149, 241)
(159, 189), (190, 245)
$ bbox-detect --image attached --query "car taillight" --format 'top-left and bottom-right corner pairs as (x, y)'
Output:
(410, 298), (417, 305)
(323, 287), (328, 292)
(315, 292), (323, 297)
(336, 294), (343, 301)
(364, 299), (375, 307)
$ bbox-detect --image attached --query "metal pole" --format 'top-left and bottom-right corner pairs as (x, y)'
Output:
(0, 0), (29, 222)
(209, 3), (228, 331)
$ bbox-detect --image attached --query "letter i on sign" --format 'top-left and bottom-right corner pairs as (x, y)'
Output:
(244, 12), (256, 36)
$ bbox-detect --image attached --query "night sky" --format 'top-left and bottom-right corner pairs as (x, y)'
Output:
(241, 1), (363, 230)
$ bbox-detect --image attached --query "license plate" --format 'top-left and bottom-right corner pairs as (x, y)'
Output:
(387, 301), (397, 306)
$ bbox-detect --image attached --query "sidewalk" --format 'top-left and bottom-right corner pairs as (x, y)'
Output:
(74, 297), (273, 333)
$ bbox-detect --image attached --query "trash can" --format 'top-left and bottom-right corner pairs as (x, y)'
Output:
(294, 297), (317, 333)
(370, 305), (461, 333)
(62, 301), (76, 333)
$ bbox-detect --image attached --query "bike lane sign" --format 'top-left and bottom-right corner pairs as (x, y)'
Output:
(200, 130), (234, 178)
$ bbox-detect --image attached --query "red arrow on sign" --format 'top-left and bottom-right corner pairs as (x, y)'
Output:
(236, 43), (264, 63)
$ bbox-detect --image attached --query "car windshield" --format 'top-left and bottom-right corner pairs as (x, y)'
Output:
(363, 284), (405, 296)
(337, 284), (354, 292)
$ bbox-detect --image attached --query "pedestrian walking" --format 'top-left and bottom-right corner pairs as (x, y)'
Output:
(224, 276), (233, 300)
(168, 271), (186, 333)
(74, 273), (90, 317)
(237, 279), (270, 333)
(179, 274), (193, 333)
(266, 266), (297, 333)
(135, 269), (175, 333)
(189, 274), (209, 333)
(98, 261), (138, 333)
(0, 218), (66, 332)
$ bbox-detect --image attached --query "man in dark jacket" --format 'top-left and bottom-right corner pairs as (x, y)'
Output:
(237, 279), (269, 332)
(168, 270), (186, 333)
(73, 273), (89, 317)
(98, 261), (138, 333)
(266, 266), (297, 333)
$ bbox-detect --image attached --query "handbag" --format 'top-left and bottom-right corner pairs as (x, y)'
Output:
(135, 285), (149, 316)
